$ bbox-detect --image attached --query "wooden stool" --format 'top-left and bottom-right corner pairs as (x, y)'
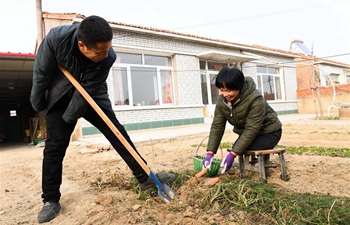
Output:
(230, 148), (290, 183)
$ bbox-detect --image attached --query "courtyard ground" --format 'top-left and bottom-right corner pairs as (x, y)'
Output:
(0, 116), (349, 224)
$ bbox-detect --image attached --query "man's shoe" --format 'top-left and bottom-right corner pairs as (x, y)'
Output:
(38, 202), (61, 223)
(140, 173), (175, 191)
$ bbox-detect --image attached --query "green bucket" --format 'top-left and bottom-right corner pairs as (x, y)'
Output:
(193, 155), (221, 177)
(193, 136), (223, 177)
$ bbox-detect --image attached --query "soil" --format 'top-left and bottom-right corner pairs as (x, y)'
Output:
(0, 120), (349, 225)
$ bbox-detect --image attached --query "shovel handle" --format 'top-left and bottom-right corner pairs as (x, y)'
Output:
(58, 65), (151, 175)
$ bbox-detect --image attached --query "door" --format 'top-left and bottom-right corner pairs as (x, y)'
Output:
(4, 104), (22, 142)
(201, 72), (219, 105)
(201, 72), (219, 122)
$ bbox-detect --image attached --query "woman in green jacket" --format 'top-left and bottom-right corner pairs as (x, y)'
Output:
(202, 67), (282, 173)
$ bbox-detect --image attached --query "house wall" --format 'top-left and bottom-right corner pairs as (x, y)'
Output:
(173, 55), (202, 105)
(242, 60), (298, 115)
(297, 83), (350, 115)
(270, 65), (299, 115)
(294, 58), (350, 115)
(40, 13), (349, 135)
(295, 58), (318, 90)
(112, 30), (247, 56)
(319, 64), (348, 85)
(295, 57), (350, 88)
(72, 27), (298, 134)
(82, 54), (204, 135)
(42, 13), (79, 36)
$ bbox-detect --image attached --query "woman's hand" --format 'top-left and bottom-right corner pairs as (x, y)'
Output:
(220, 152), (236, 173)
(202, 152), (214, 169)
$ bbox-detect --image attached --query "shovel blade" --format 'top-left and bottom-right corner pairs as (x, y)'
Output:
(150, 171), (178, 203)
(158, 190), (171, 204)
(157, 184), (178, 204)
(163, 183), (178, 200)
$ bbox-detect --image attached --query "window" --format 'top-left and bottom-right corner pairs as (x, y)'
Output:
(346, 70), (350, 84)
(117, 52), (142, 64)
(200, 61), (229, 105)
(113, 53), (173, 106)
(256, 66), (282, 100)
(201, 73), (208, 104)
(326, 73), (340, 86)
(10, 110), (17, 117)
(207, 62), (229, 71)
(112, 67), (129, 105)
(210, 74), (219, 104)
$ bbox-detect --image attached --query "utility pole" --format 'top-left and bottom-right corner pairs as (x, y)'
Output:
(311, 43), (324, 119)
(35, 0), (43, 53)
(33, 0), (47, 142)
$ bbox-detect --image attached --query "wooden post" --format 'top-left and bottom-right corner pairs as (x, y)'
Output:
(311, 45), (324, 120)
(35, 0), (43, 52)
(316, 87), (324, 119)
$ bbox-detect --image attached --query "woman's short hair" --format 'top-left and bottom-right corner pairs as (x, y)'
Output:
(215, 67), (244, 90)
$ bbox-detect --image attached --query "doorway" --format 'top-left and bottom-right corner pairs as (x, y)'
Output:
(201, 72), (219, 105)
(3, 104), (22, 142)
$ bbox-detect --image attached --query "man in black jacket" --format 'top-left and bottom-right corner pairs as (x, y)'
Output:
(31, 15), (174, 223)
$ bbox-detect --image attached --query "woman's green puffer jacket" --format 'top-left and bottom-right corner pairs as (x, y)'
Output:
(207, 76), (282, 155)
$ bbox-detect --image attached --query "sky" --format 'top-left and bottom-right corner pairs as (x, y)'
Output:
(1, 0), (349, 64)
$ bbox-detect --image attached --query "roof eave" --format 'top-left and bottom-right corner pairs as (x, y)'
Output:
(314, 61), (350, 68)
(72, 17), (298, 59)
(0, 52), (36, 58)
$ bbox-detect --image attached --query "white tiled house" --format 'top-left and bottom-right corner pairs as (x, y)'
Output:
(43, 13), (299, 135)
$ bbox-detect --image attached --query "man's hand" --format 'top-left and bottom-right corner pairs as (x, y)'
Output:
(202, 152), (214, 169)
(220, 152), (236, 173)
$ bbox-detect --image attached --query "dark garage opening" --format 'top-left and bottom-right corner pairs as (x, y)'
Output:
(0, 52), (37, 145)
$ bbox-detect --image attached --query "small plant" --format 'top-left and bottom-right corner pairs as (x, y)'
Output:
(191, 143), (206, 148)
(219, 142), (233, 149)
(232, 180), (260, 207)
(321, 131), (342, 134)
(314, 115), (339, 120)
(277, 145), (350, 158)
(129, 170), (350, 224)
(145, 216), (156, 222)
(324, 115), (339, 120)
(199, 178), (350, 224)
(191, 141), (233, 149)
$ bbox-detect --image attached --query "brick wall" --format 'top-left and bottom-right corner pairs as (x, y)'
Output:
(297, 83), (350, 114)
(295, 58), (320, 90)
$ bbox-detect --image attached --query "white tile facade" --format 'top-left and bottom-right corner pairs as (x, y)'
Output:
(81, 29), (298, 130)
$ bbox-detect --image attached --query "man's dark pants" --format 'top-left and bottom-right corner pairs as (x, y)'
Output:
(42, 96), (147, 203)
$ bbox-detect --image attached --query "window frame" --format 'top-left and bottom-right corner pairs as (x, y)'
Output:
(256, 65), (284, 101)
(345, 69), (350, 84)
(200, 60), (232, 105)
(326, 73), (340, 86)
(112, 52), (174, 108)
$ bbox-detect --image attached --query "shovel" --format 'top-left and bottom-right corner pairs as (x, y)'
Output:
(58, 65), (177, 203)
